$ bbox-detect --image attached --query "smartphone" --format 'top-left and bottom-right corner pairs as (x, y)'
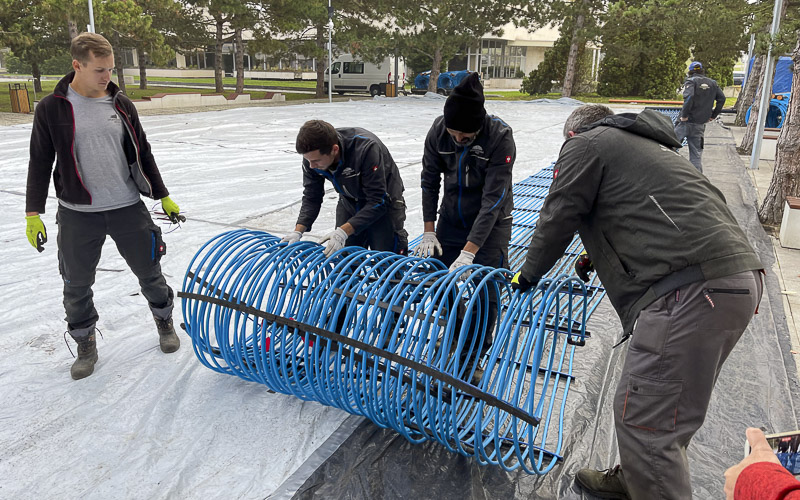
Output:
(744, 430), (800, 476)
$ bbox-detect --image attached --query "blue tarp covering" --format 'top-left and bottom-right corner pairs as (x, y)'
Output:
(414, 70), (478, 92)
(746, 56), (794, 93)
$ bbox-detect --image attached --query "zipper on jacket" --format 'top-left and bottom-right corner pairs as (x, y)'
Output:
(54, 95), (92, 203)
(318, 169), (353, 201)
(115, 99), (153, 196)
(465, 165), (470, 187)
(457, 148), (468, 227)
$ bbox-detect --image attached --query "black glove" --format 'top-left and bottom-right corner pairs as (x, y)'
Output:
(511, 272), (539, 292)
(574, 252), (594, 282)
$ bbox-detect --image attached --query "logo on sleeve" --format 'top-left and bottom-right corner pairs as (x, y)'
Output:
(372, 165), (379, 172)
(553, 168), (559, 179)
(505, 156), (512, 164)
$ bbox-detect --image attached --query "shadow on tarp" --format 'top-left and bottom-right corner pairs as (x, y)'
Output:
(281, 122), (800, 500)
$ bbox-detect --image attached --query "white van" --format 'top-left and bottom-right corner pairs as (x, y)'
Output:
(324, 54), (406, 96)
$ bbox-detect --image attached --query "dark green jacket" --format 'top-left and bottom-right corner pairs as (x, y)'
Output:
(521, 109), (762, 333)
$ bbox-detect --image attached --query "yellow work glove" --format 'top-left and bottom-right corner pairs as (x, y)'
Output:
(25, 215), (48, 252)
(160, 196), (185, 223)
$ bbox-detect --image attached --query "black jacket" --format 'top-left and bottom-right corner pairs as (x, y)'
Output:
(421, 114), (515, 248)
(26, 72), (168, 213)
(296, 127), (405, 234)
(521, 109), (762, 333)
(680, 74), (726, 123)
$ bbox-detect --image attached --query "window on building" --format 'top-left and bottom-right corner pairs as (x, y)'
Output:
(343, 62), (365, 74)
(480, 40), (526, 79)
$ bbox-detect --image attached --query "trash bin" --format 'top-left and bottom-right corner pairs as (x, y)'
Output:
(9, 83), (31, 114)
(385, 83), (397, 98)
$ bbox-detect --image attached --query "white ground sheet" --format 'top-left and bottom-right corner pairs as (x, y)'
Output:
(0, 95), (586, 499)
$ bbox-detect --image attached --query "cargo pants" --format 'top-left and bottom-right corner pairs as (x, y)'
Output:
(615, 270), (762, 499)
(57, 201), (173, 332)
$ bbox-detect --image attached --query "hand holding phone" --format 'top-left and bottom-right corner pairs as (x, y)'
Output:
(724, 428), (783, 499)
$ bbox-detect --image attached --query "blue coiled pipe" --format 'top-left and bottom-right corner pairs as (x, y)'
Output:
(180, 229), (592, 474)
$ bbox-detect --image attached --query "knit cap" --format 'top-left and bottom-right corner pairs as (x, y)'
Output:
(443, 72), (486, 132)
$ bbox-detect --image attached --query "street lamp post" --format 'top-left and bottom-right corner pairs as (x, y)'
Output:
(328, 2), (333, 104)
(88, 0), (95, 33)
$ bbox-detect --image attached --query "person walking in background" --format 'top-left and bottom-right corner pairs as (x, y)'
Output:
(675, 61), (726, 172)
(25, 33), (183, 380)
(283, 120), (408, 256)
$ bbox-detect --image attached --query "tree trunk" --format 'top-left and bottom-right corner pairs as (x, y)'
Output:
(113, 33), (126, 95)
(315, 22), (326, 98)
(139, 52), (148, 90)
(739, 61), (776, 154)
(758, 35), (800, 226)
(67, 19), (78, 40)
(31, 60), (43, 93)
(235, 28), (244, 94)
(734, 55), (763, 126)
(214, 18), (224, 94)
(428, 47), (442, 94)
(563, 8), (587, 97)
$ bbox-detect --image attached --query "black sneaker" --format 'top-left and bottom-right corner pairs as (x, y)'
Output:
(155, 317), (180, 353)
(575, 465), (631, 500)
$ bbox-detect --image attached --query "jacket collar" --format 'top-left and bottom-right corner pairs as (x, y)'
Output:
(54, 71), (122, 99)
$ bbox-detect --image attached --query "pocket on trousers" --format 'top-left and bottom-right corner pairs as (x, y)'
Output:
(152, 228), (166, 263)
(622, 374), (683, 431)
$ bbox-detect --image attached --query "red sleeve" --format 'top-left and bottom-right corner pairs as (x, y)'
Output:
(736, 462), (800, 500)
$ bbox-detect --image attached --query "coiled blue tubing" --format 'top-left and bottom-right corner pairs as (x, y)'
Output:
(180, 228), (601, 474)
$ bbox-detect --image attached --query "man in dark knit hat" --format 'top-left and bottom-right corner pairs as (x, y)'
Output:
(415, 72), (516, 381)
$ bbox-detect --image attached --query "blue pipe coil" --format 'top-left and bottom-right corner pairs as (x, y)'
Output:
(746, 93), (790, 129)
(180, 167), (608, 474)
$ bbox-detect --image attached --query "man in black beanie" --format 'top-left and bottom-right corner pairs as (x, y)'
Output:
(415, 72), (516, 381)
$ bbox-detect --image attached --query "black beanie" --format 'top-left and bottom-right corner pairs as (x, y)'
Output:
(443, 72), (485, 133)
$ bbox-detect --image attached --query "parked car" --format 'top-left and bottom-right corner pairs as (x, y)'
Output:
(733, 71), (745, 86)
(323, 54), (406, 96)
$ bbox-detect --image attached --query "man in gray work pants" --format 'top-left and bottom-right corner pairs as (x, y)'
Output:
(513, 104), (763, 499)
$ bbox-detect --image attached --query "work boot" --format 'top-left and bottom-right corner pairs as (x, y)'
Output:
(575, 465), (631, 500)
(155, 316), (180, 353)
(69, 329), (98, 380)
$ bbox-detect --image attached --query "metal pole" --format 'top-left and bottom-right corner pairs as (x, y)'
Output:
(749, 0), (784, 170)
(328, 1), (333, 104)
(88, 0), (95, 33)
(743, 34), (755, 86)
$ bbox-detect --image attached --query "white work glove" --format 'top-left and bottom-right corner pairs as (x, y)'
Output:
(413, 232), (443, 258)
(320, 227), (348, 257)
(449, 250), (475, 272)
(280, 230), (303, 244)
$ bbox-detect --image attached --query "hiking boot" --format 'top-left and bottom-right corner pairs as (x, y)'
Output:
(155, 316), (180, 353)
(69, 330), (98, 380)
(575, 465), (631, 500)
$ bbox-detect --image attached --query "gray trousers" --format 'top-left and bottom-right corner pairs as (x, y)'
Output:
(57, 201), (173, 331)
(674, 121), (705, 172)
(615, 270), (762, 499)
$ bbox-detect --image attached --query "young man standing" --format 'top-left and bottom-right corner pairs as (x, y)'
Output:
(25, 33), (183, 380)
(283, 120), (408, 256)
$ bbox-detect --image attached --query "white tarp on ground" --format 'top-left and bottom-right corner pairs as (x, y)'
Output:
(0, 96), (581, 499)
